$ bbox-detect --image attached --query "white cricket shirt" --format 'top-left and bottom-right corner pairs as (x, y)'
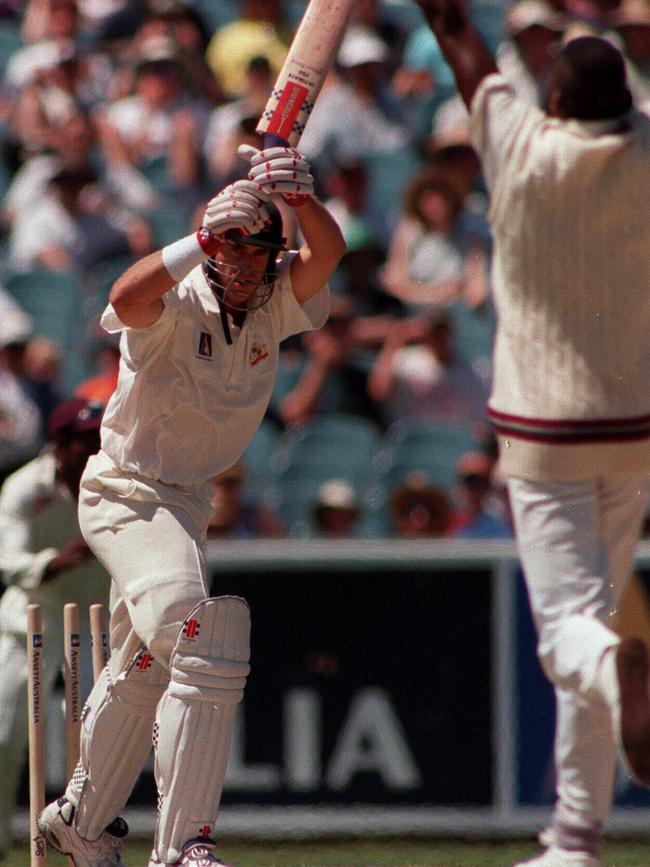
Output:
(99, 254), (329, 486)
(470, 74), (650, 479)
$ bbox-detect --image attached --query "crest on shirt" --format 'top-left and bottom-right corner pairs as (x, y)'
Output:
(197, 331), (213, 360)
(249, 343), (269, 367)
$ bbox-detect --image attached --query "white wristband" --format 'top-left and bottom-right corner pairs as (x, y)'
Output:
(161, 233), (209, 283)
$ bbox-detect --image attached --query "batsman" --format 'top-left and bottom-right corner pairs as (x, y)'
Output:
(38, 147), (345, 866)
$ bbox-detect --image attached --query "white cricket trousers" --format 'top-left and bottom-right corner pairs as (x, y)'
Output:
(68, 452), (215, 841)
(507, 475), (650, 838)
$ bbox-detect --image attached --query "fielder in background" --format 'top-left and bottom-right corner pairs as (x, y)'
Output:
(414, 1), (650, 866)
(38, 148), (345, 866)
(0, 397), (108, 856)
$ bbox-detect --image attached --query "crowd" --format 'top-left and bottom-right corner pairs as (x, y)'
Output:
(0, 0), (648, 540)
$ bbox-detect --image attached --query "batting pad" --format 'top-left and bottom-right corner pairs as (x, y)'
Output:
(153, 596), (251, 863)
(69, 648), (168, 841)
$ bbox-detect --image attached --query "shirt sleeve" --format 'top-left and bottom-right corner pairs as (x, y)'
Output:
(268, 253), (330, 342)
(100, 285), (182, 364)
(469, 72), (543, 194)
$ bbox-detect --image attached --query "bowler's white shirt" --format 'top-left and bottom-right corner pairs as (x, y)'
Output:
(99, 254), (329, 486)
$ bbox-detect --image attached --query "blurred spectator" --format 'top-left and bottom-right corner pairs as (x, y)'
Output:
(391, 16), (458, 142)
(206, 462), (283, 539)
(380, 166), (489, 313)
(136, 0), (223, 105)
(496, 0), (565, 105)
(4, 0), (81, 94)
(351, 0), (411, 75)
(367, 310), (489, 431)
(451, 450), (514, 539)
(74, 337), (120, 403)
(0, 341), (44, 484)
(203, 54), (274, 186)
(95, 32), (212, 211)
(312, 478), (361, 538)
(205, 0), (290, 99)
(10, 43), (85, 158)
(276, 296), (383, 429)
(2, 110), (153, 230)
(608, 0), (650, 82)
(299, 24), (418, 243)
(20, 336), (64, 439)
(8, 165), (152, 273)
(389, 470), (454, 538)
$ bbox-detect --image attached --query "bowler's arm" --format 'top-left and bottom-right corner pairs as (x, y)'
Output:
(414, 0), (498, 108)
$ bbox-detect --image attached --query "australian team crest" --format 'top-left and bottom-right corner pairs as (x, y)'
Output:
(249, 343), (269, 367)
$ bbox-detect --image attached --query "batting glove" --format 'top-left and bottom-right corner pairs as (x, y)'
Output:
(238, 144), (315, 207)
(202, 180), (270, 242)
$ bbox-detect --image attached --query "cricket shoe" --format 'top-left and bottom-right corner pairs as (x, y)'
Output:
(148, 837), (234, 866)
(38, 797), (128, 866)
(616, 637), (650, 786)
(513, 847), (600, 866)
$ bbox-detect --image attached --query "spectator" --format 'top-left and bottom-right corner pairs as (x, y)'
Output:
(0, 343), (44, 484)
(206, 462), (283, 539)
(18, 336), (64, 440)
(9, 165), (152, 273)
(204, 0), (291, 99)
(4, 0), (82, 95)
(391, 15), (458, 142)
(277, 296), (383, 428)
(380, 165), (489, 313)
(451, 449), (513, 538)
(496, 0), (566, 105)
(10, 43), (85, 158)
(203, 54), (275, 187)
(299, 24), (419, 244)
(74, 337), (120, 404)
(312, 478), (361, 538)
(367, 310), (489, 431)
(95, 32), (212, 212)
(389, 470), (454, 537)
(608, 0), (650, 83)
(0, 396), (108, 856)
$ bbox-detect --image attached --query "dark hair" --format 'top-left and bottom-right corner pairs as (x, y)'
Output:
(549, 36), (632, 120)
(403, 167), (465, 226)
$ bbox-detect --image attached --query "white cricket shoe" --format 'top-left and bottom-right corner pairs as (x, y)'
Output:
(148, 838), (234, 866)
(38, 797), (128, 867)
(513, 846), (601, 866)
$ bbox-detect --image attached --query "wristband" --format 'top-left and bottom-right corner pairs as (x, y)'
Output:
(161, 230), (219, 282)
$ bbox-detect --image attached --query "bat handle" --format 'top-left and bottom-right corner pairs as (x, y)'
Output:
(261, 132), (290, 149)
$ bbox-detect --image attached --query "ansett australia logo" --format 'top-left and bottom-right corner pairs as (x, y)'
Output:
(197, 332), (213, 359)
(249, 343), (269, 367)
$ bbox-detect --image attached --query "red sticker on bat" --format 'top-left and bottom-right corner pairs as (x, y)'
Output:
(266, 83), (309, 141)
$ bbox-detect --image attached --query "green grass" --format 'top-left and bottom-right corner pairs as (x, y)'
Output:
(10, 838), (650, 866)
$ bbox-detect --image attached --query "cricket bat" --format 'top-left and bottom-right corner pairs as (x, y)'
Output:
(256, 0), (356, 148)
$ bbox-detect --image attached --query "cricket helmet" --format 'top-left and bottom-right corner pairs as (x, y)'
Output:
(202, 201), (287, 312)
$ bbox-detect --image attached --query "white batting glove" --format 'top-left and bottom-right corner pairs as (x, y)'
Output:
(202, 179), (270, 239)
(238, 144), (315, 206)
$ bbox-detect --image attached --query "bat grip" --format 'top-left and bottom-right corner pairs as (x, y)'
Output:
(262, 132), (290, 149)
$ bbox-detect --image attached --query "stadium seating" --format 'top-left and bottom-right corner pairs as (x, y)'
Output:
(261, 413), (382, 536)
(4, 266), (86, 389)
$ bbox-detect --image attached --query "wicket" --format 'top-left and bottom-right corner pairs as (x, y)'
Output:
(27, 602), (109, 867)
